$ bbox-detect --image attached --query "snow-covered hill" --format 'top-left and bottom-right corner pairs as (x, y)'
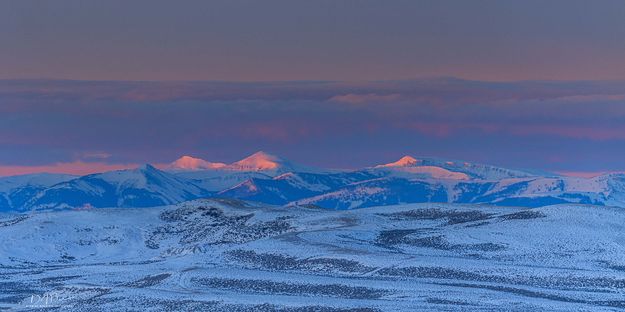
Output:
(2, 199), (625, 311)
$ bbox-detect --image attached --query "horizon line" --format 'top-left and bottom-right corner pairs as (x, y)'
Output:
(3, 76), (625, 84)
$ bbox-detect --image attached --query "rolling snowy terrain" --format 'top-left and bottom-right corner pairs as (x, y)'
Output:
(1, 199), (625, 311)
(2, 152), (623, 212)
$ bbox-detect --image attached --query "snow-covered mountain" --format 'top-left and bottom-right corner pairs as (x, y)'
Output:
(167, 151), (333, 193)
(371, 155), (541, 180)
(228, 151), (284, 171)
(167, 151), (327, 175)
(1, 154), (624, 211)
(168, 155), (227, 170)
(165, 151), (330, 192)
(0, 173), (76, 211)
(211, 155), (624, 210)
(290, 177), (449, 210)
(217, 171), (376, 205)
(225, 151), (325, 175)
(287, 174), (623, 210)
(174, 170), (273, 192)
(24, 164), (208, 211)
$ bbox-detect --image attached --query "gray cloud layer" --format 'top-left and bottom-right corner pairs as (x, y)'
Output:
(1, 78), (624, 172)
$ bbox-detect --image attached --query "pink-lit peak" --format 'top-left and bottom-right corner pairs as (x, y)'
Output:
(376, 156), (419, 168)
(230, 151), (282, 171)
(170, 155), (226, 170)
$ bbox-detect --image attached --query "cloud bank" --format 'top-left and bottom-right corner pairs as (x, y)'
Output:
(1, 78), (624, 175)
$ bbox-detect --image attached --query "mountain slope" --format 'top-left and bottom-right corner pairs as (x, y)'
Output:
(290, 177), (449, 209)
(217, 171), (378, 205)
(26, 165), (208, 210)
(174, 170), (273, 192)
(0, 173), (76, 211)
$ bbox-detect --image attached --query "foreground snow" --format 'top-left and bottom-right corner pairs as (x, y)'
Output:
(1, 200), (625, 311)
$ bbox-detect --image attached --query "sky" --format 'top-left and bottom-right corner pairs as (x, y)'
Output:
(3, 0), (625, 81)
(1, 1), (624, 176)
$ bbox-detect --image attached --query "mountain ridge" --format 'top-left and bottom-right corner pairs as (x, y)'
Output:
(1, 153), (623, 211)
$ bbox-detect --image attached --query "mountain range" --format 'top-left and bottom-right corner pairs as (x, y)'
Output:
(1, 151), (624, 212)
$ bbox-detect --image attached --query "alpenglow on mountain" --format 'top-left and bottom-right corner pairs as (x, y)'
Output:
(1, 151), (624, 212)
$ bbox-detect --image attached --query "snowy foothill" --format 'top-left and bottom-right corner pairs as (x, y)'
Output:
(1, 198), (625, 310)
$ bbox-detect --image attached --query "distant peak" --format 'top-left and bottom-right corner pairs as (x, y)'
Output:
(230, 151), (283, 171)
(170, 155), (226, 170)
(396, 156), (418, 166)
(138, 163), (157, 171)
(249, 151), (280, 160)
(376, 156), (420, 168)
